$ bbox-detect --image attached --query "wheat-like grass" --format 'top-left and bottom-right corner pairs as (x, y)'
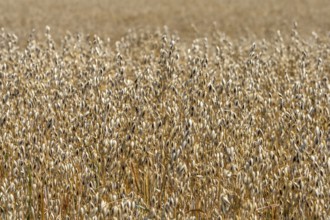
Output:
(0, 26), (329, 219)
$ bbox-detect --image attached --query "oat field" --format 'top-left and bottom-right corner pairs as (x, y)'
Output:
(0, 0), (330, 219)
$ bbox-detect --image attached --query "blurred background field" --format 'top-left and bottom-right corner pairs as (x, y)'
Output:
(1, 0), (330, 42)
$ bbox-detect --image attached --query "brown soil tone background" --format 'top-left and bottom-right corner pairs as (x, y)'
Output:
(1, 0), (330, 42)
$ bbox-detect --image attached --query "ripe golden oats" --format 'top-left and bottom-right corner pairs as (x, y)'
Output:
(0, 6), (330, 217)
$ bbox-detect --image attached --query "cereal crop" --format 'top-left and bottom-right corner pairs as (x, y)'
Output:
(0, 0), (330, 219)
